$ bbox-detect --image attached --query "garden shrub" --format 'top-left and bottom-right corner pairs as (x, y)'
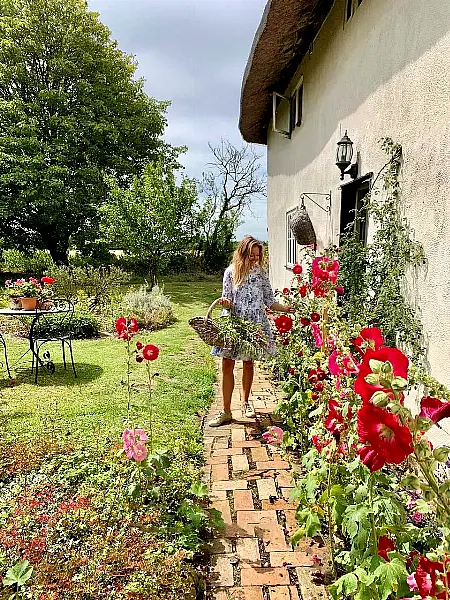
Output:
(46, 264), (129, 310)
(0, 249), (54, 274)
(124, 285), (175, 330)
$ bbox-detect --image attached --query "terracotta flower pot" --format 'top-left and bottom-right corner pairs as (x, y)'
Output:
(9, 296), (22, 310)
(20, 297), (38, 310)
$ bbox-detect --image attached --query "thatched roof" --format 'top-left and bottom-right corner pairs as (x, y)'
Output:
(239, 0), (334, 145)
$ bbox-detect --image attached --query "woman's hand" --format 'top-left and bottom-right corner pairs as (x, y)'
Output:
(285, 305), (295, 314)
(218, 297), (232, 309)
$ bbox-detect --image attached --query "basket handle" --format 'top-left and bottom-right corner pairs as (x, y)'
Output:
(205, 297), (235, 320)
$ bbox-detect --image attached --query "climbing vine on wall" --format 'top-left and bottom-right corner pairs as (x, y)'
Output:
(339, 137), (426, 364)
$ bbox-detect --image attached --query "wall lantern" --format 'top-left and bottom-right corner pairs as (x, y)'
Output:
(336, 130), (358, 180)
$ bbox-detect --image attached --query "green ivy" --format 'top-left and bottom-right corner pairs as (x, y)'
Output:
(339, 138), (426, 364)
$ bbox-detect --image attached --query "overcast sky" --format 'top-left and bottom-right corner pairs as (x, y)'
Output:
(87, 0), (268, 241)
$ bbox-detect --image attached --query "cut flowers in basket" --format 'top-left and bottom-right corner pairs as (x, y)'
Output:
(216, 314), (268, 360)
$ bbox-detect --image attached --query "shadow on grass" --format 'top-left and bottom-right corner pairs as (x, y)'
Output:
(0, 362), (103, 389)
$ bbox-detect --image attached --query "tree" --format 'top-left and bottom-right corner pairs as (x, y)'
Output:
(198, 140), (266, 272)
(99, 159), (200, 285)
(0, 0), (169, 263)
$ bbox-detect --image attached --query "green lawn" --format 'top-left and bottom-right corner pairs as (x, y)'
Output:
(0, 278), (221, 456)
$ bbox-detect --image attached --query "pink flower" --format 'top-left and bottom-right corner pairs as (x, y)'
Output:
(335, 285), (344, 295)
(328, 350), (359, 376)
(411, 512), (425, 524)
(130, 443), (148, 462)
(122, 428), (148, 461)
(311, 323), (323, 347)
(262, 426), (284, 445)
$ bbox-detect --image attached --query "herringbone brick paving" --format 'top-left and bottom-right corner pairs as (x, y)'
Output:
(205, 362), (328, 600)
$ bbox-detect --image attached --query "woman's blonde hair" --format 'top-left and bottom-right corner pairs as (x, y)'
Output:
(231, 235), (264, 287)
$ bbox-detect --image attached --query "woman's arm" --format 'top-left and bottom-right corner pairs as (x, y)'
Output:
(270, 301), (295, 314)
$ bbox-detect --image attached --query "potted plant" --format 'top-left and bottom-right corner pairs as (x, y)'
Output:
(38, 276), (55, 310)
(16, 277), (42, 310)
(4, 279), (23, 310)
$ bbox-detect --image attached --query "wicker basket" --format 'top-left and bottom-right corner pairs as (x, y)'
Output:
(290, 204), (316, 246)
(189, 298), (234, 347)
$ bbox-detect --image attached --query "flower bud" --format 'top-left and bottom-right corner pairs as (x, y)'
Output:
(415, 417), (433, 432)
(365, 374), (379, 386)
(401, 474), (421, 489)
(380, 361), (394, 375)
(433, 446), (450, 462)
(369, 359), (384, 374)
(391, 376), (408, 391)
(371, 391), (389, 407)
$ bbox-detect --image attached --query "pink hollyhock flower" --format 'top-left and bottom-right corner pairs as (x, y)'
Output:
(328, 350), (359, 376)
(131, 443), (148, 462)
(353, 327), (384, 354)
(311, 554), (322, 565)
(274, 315), (293, 334)
(262, 426), (284, 445)
(292, 264), (303, 275)
(122, 429), (135, 448)
(142, 344), (160, 361)
(311, 323), (323, 347)
(419, 396), (450, 424)
(312, 256), (339, 282)
(411, 512), (425, 524)
(377, 536), (395, 561)
(357, 404), (413, 471)
(354, 346), (409, 404)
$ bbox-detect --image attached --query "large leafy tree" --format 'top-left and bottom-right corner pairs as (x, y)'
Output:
(0, 0), (169, 262)
(100, 159), (200, 285)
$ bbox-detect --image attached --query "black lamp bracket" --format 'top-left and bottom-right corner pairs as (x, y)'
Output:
(300, 192), (331, 213)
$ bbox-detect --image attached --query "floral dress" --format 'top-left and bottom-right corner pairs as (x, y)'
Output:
(211, 265), (276, 361)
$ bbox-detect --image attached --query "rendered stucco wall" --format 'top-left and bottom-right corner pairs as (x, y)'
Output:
(265, 0), (450, 436)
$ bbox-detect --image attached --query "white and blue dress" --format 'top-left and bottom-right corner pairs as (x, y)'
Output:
(211, 265), (276, 361)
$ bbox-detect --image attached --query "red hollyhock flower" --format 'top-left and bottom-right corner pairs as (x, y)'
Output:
(299, 285), (308, 298)
(353, 327), (384, 354)
(142, 344), (160, 361)
(357, 403), (413, 470)
(41, 276), (55, 285)
(292, 264), (303, 275)
(310, 312), (321, 322)
(129, 318), (139, 332)
(408, 556), (445, 599)
(357, 446), (385, 472)
(282, 287), (289, 294)
(136, 341), (143, 350)
(377, 536), (395, 561)
(311, 392), (320, 401)
(136, 354), (144, 363)
(281, 338), (290, 346)
(354, 346), (409, 404)
(419, 396), (450, 424)
(274, 315), (293, 334)
(335, 285), (344, 295)
(300, 317), (311, 327)
(312, 256), (339, 282)
(297, 350), (303, 357)
(115, 317), (127, 333)
(308, 369), (318, 384)
(288, 367), (295, 375)
(324, 399), (347, 440)
(314, 382), (324, 392)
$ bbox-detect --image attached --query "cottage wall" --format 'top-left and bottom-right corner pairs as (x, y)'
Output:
(266, 0), (450, 434)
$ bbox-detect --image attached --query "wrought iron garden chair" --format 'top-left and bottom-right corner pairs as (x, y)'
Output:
(0, 332), (12, 378)
(29, 299), (77, 383)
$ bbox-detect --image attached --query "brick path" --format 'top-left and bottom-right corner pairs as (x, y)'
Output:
(204, 362), (328, 600)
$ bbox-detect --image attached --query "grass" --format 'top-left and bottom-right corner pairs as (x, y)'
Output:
(0, 278), (222, 456)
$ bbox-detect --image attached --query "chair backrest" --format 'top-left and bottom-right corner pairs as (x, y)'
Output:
(30, 299), (76, 340)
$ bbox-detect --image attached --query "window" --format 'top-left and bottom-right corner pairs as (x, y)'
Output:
(272, 79), (303, 138)
(290, 83), (303, 130)
(346, 0), (364, 21)
(286, 209), (298, 267)
(339, 175), (371, 245)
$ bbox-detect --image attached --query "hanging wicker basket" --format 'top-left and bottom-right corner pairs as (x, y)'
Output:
(290, 202), (316, 246)
(189, 298), (235, 347)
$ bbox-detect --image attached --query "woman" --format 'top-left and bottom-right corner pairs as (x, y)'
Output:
(209, 235), (294, 427)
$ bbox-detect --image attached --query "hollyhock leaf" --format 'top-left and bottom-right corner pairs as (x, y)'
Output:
(373, 558), (409, 600)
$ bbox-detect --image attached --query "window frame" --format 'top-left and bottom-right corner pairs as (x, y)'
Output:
(286, 209), (298, 268)
(272, 92), (291, 138)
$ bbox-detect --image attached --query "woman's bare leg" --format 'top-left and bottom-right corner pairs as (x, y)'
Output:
(222, 358), (235, 413)
(242, 360), (254, 404)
